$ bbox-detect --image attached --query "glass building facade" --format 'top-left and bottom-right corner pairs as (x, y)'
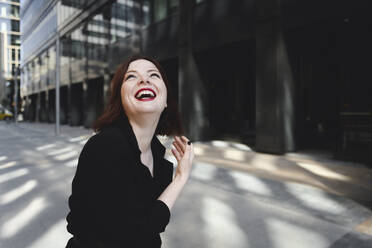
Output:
(21, 0), (151, 124)
(20, 0), (371, 162)
(0, 0), (20, 109)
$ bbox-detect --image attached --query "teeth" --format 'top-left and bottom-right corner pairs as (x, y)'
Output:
(136, 90), (155, 98)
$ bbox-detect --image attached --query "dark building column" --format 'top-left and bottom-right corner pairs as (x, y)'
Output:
(60, 86), (68, 124)
(102, 4), (111, 110)
(69, 83), (83, 126)
(24, 94), (30, 121)
(35, 58), (42, 122)
(40, 92), (47, 122)
(35, 92), (41, 122)
(82, 80), (89, 127)
(39, 58), (47, 122)
(178, 0), (209, 141)
(255, 0), (296, 153)
(83, 78), (103, 128)
(30, 94), (37, 121)
(47, 89), (55, 122)
(103, 70), (111, 109)
(45, 89), (49, 122)
(45, 52), (50, 122)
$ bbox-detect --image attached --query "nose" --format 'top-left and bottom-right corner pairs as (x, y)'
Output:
(138, 75), (151, 85)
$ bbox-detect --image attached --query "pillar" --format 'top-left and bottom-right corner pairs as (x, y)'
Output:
(255, 0), (296, 153)
(69, 83), (83, 126)
(178, 0), (210, 141)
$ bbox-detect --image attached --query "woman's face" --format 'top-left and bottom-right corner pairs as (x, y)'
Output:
(121, 59), (168, 119)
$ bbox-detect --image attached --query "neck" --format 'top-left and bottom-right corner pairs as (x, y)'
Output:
(128, 113), (160, 154)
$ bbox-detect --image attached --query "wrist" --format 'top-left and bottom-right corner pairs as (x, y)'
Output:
(174, 173), (189, 184)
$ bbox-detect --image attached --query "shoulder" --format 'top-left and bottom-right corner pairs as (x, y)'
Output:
(86, 126), (125, 147)
(80, 125), (129, 159)
(76, 126), (133, 175)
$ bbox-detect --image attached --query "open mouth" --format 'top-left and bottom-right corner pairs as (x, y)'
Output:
(135, 88), (156, 101)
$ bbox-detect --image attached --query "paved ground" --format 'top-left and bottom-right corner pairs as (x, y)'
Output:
(0, 121), (372, 248)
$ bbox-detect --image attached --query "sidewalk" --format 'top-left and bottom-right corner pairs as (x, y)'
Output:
(20, 121), (372, 234)
(159, 136), (372, 208)
(1, 121), (372, 248)
(15, 121), (372, 202)
(159, 136), (372, 239)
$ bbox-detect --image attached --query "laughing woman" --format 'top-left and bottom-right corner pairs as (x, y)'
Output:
(65, 55), (194, 248)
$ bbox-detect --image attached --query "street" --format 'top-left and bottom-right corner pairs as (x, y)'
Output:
(0, 122), (372, 248)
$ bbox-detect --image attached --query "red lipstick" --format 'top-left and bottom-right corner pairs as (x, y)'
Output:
(135, 88), (156, 101)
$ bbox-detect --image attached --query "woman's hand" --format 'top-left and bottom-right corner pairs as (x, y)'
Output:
(171, 136), (194, 181)
(158, 136), (194, 210)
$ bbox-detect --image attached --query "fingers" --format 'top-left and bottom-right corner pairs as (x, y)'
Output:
(172, 136), (192, 155)
(171, 147), (182, 162)
(172, 136), (194, 180)
(173, 136), (186, 155)
(180, 136), (189, 144)
(172, 138), (184, 157)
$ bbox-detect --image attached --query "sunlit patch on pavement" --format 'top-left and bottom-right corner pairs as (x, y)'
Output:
(230, 170), (272, 196)
(0, 161), (17, 170)
(0, 168), (29, 184)
(0, 180), (37, 205)
(266, 218), (328, 248)
(202, 196), (249, 248)
(36, 144), (57, 151)
(1, 197), (47, 238)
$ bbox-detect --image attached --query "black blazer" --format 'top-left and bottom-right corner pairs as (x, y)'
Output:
(66, 115), (174, 248)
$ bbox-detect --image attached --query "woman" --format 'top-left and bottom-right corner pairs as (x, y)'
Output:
(65, 55), (194, 248)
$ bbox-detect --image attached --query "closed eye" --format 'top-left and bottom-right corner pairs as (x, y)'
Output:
(150, 73), (160, 78)
(125, 74), (135, 80)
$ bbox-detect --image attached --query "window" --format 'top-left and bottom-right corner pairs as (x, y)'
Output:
(169, 0), (179, 14)
(142, 1), (150, 25)
(11, 5), (19, 18)
(12, 64), (18, 75)
(10, 34), (20, 45)
(11, 20), (19, 32)
(1, 22), (6, 32)
(62, 0), (84, 9)
(154, 0), (166, 22)
(1, 6), (6, 17)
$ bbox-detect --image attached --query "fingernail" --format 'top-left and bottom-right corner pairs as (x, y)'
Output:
(187, 141), (191, 145)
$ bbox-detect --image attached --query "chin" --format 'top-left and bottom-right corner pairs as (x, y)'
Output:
(136, 107), (163, 115)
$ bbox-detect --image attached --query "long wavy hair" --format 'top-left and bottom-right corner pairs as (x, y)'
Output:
(92, 55), (184, 136)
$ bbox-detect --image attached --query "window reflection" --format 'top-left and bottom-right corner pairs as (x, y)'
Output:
(154, 0), (167, 22)
(21, 0), (156, 95)
(169, 0), (179, 15)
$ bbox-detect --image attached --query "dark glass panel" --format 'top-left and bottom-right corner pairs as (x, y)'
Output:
(154, 0), (166, 22)
(11, 20), (19, 32)
(169, 0), (179, 14)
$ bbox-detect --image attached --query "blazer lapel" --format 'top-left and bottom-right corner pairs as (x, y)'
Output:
(112, 114), (167, 179)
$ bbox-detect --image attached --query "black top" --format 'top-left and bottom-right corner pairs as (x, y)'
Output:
(66, 115), (174, 248)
